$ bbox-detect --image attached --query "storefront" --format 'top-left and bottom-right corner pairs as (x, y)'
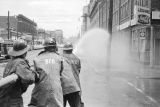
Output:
(131, 26), (150, 64)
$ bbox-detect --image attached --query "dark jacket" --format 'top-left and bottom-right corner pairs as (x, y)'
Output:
(62, 53), (81, 89)
(0, 58), (36, 107)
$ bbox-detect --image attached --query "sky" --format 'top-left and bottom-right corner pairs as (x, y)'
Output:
(0, 0), (89, 38)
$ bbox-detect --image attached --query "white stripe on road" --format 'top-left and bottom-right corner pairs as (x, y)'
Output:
(125, 80), (158, 104)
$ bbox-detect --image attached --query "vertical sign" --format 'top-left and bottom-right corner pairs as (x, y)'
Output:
(131, 5), (150, 25)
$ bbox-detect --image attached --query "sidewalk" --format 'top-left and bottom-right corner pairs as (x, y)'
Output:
(109, 57), (160, 105)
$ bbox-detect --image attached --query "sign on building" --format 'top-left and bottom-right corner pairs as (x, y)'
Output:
(140, 28), (146, 39)
(152, 11), (160, 19)
(131, 5), (150, 25)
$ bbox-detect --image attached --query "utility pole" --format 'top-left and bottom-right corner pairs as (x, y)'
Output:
(107, 0), (113, 69)
(16, 17), (18, 40)
(7, 11), (10, 40)
(32, 20), (35, 50)
(150, 26), (154, 67)
(150, 0), (154, 67)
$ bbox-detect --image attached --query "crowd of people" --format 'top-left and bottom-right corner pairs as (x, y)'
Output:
(0, 38), (84, 107)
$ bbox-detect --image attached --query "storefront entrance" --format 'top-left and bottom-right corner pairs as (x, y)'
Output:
(155, 39), (160, 65)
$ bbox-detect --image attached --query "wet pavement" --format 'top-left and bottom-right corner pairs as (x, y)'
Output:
(0, 49), (160, 107)
(80, 55), (160, 107)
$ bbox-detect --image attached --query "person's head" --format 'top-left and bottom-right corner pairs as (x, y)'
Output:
(8, 40), (29, 59)
(43, 38), (57, 52)
(63, 43), (73, 54)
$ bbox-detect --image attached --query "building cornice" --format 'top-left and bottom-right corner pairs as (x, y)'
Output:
(17, 14), (37, 26)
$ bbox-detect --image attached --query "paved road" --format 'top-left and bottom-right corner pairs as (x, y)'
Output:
(0, 49), (160, 107)
(79, 55), (160, 107)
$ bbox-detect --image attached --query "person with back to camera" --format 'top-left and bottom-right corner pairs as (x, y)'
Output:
(61, 43), (85, 107)
(28, 38), (64, 107)
(0, 40), (38, 107)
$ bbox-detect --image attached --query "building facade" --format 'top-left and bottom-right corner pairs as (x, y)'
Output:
(82, 0), (160, 66)
(81, 5), (90, 35)
(112, 0), (160, 65)
(0, 14), (37, 41)
(54, 30), (63, 44)
(87, 0), (111, 31)
(17, 14), (37, 37)
(89, 0), (100, 28)
(99, 0), (108, 29)
(0, 16), (18, 40)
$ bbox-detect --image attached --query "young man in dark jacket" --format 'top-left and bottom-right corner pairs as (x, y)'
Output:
(0, 40), (38, 107)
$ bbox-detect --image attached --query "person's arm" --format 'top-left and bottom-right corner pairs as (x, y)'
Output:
(74, 54), (81, 73)
(60, 60), (63, 76)
(15, 61), (36, 85)
(77, 59), (81, 73)
(33, 60), (41, 83)
(0, 60), (38, 88)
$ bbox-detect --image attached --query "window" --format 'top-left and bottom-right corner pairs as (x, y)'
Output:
(113, 13), (116, 25)
(144, 0), (149, 7)
(121, 7), (123, 19)
(142, 0), (144, 6)
(137, 0), (140, 5)
(113, 0), (116, 10)
(140, 0), (142, 6)
(125, 1), (129, 17)
(125, 3), (127, 17)
(136, 0), (150, 7)
(102, 4), (106, 28)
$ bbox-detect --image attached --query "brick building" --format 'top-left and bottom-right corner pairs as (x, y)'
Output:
(0, 14), (37, 40)
(17, 14), (37, 37)
(0, 16), (18, 40)
(84, 0), (160, 66)
(89, 0), (100, 28)
(81, 5), (90, 35)
(112, 0), (160, 65)
(99, 0), (108, 29)
(86, 0), (112, 32)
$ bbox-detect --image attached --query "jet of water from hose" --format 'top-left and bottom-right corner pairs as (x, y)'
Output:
(73, 28), (109, 69)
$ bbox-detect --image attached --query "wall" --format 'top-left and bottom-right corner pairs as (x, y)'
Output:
(17, 14), (37, 36)
(99, 0), (107, 29)
(89, 0), (99, 28)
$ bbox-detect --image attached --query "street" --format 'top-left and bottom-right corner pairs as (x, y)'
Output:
(80, 55), (160, 107)
(0, 0), (160, 107)
(0, 49), (160, 107)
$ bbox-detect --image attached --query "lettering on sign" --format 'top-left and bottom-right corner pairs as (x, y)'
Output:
(138, 8), (150, 14)
(132, 5), (150, 25)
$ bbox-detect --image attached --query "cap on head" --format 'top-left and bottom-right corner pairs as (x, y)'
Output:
(8, 40), (28, 57)
(63, 43), (73, 51)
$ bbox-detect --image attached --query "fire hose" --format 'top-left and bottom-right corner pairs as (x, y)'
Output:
(0, 74), (18, 88)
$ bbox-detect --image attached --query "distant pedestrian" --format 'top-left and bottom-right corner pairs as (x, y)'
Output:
(28, 38), (63, 107)
(62, 43), (84, 107)
(0, 40), (38, 107)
